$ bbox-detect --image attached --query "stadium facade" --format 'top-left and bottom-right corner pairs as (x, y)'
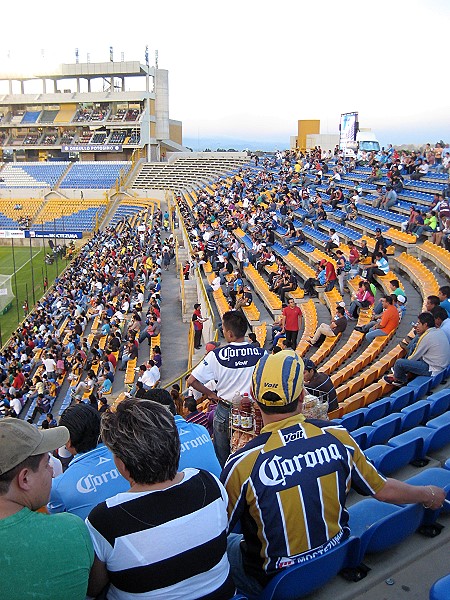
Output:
(0, 60), (185, 163)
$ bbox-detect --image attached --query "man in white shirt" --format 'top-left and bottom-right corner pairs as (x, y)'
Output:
(148, 360), (160, 384)
(325, 228), (340, 254)
(138, 365), (157, 390)
(42, 354), (56, 379)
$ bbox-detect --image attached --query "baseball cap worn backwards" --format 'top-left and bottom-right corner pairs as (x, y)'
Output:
(0, 418), (69, 475)
(252, 350), (304, 407)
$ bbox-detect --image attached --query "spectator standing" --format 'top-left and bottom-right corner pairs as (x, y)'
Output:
(321, 258), (337, 291)
(192, 303), (207, 350)
(187, 311), (266, 467)
(280, 298), (303, 349)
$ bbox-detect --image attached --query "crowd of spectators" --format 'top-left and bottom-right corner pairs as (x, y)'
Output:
(0, 206), (164, 421)
(0, 144), (449, 599)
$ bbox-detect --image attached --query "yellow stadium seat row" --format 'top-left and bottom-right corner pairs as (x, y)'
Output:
(253, 322), (267, 348)
(309, 332), (342, 366)
(395, 251), (440, 309)
(331, 329), (396, 389)
(0, 199), (42, 220)
(334, 340), (404, 403)
(295, 300), (318, 357)
(243, 264), (282, 315)
(242, 303), (260, 324)
(419, 240), (450, 279)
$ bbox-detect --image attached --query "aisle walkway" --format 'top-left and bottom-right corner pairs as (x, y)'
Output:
(159, 202), (190, 387)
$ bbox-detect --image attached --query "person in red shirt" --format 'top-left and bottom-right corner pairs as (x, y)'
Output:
(281, 298), (303, 349)
(192, 303), (207, 350)
(12, 368), (25, 391)
(321, 258), (337, 291)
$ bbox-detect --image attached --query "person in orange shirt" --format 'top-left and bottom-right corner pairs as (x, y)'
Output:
(363, 295), (399, 342)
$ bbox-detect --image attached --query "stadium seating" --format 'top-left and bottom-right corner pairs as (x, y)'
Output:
(347, 499), (424, 565)
(60, 161), (131, 189)
(0, 162), (69, 188)
(33, 200), (107, 232)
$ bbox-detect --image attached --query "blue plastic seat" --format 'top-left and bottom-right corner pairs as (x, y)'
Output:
(430, 574), (450, 600)
(424, 390), (450, 419)
(363, 398), (391, 425)
(388, 388), (415, 412)
(364, 438), (422, 475)
(256, 536), (360, 600)
(427, 412), (450, 429)
(407, 376), (433, 401)
(400, 400), (430, 431)
(351, 428), (369, 450)
(339, 409), (366, 432)
(359, 413), (403, 447)
(388, 421), (449, 459)
(348, 499), (424, 565)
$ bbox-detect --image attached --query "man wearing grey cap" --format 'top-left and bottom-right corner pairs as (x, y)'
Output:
(0, 418), (94, 599)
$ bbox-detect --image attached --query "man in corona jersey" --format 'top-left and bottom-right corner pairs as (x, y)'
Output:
(221, 351), (446, 599)
(187, 311), (266, 467)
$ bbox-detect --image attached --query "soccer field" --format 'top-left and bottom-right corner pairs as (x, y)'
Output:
(0, 243), (67, 344)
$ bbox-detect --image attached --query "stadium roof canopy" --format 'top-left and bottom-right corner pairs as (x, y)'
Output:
(0, 61), (155, 81)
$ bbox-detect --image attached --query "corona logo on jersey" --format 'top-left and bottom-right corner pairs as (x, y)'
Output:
(259, 444), (342, 487)
(76, 468), (121, 493)
(213, 344), (264, 368)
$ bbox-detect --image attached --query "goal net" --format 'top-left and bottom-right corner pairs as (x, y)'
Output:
(0, 274), (15, 314)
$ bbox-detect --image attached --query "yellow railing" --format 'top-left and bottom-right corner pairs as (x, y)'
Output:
(187, 322), (195, 371)
(179, 262), (186, 314)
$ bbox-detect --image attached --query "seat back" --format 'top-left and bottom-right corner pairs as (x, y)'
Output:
(388, 388), (414, 412)
(425, 391), (450, 418)
(377, 439), (422, 475)
(367, 414), (403, 446)
(348, 499), (424, 565)
(400, 400), (430, 431)
(426, 422), (450, 454)
(339, 409), (366, 432)
(407, 376), (433, 401)
(257, 536), (360, 600)
(364, 399), (390, 425)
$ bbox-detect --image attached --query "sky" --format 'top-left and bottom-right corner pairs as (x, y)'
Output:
(0, 0), (449, 149)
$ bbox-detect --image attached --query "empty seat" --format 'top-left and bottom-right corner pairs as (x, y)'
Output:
(347, 498), (424, 566)
(363, 398), (391, 425)
(400, 400), (431, 431)
(389, 388), (415, 412)
(355, 413), (403, 448)
(424, 390), (450, 419)
(389, 420), (450, 459)
(364, 438), (422, 475)
(338, 409), (366, 432)
(407, 376), (433, 401)
(430, 574), (450, 600)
